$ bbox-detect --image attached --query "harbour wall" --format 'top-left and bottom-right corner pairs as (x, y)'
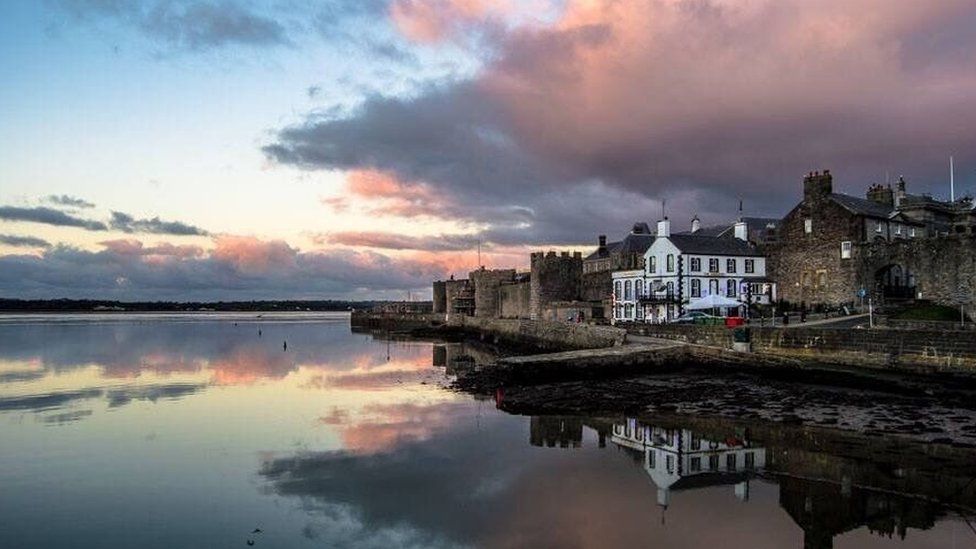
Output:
(350, 311), (626, 351)
(625, 324), (976, 373)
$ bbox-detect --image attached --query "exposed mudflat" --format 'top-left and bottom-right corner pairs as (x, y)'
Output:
(469, 368), (976, 447)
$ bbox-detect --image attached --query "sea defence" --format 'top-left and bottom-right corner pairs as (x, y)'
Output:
(350, 311), (626, 351)
(350, 312), (976, 383)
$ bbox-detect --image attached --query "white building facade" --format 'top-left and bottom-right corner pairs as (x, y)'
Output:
(612, 218), (775, 324)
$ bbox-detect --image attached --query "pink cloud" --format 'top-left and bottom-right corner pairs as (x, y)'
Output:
(99, 239), (204, 258)
(390, 0), (512, 43)
(211, 235), (297, 272)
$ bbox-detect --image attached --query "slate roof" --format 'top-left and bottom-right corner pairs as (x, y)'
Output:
(828, 193), (895, 218)
(667, 234), (761, 257)
(614, 233), (655, 255)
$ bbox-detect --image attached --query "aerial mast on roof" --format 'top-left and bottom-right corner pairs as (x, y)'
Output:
(950, 156), (956, 202)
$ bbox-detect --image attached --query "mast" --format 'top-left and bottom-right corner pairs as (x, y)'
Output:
(950, 156), (955, 202)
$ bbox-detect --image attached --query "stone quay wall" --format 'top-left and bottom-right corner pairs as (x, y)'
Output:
(626, 324), (976, 373)
(350, 311), (625, 351)
(447, 315), (626, 351)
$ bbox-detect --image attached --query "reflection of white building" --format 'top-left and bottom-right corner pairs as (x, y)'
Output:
(611, 418), (766, 508)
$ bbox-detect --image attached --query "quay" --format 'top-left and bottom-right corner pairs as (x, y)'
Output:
(351, 311), (976, 386)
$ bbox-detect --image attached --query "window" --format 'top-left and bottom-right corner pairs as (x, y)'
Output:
(910, 227), (916, 238)
(647, 451), (656, 469)
(744, 452), (755, 470)
(726, 279), (737, 297)
(666, 281), (675, 297)
(691, 279), (701, 298)
(802, 272), (811, 287)
(624, 280), (632, 300)
(690, 457), (702, 472)
(709, 455), (719, 471)
(745, 259), (755, 273)
(708, 258), (719, 272)
(690, 435), (701, 451)
(666, 455), (675, 474)
(804, 219), (812, 233)
(649, 256), (656, 273)
(841, 241), (852, 259)
(666, 254), (675, 273)
(624, 303), (633, 319)
(709, 279), (719, 296)
(727, 258), (736, 273)
(817, 271), (827, 288)
(690, 257), (701, 272)
(875, 221), (883, 233)
(895, 224), (902, 235)
(616, 304), (623, 319)
(726, 453), (737, 471)
(636, 280), (644, 298)
(614, 281), (622, 299)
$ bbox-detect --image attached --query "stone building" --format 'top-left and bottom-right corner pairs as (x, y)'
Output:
(769, 170), (975, 308)
(583, 222), (655, 274)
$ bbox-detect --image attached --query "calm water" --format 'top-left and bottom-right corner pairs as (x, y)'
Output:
(0, 313), (973, 549)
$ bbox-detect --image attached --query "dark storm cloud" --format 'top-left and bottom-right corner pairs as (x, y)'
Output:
(45, 195), (96, 209)
(265, 0), (976, 244)
(319, 231), (478, 252)
(0, 234), (52, 249)
(109, 211), (209, 236)
(0, 206), (107, 231)
(57, 0), (291, 50)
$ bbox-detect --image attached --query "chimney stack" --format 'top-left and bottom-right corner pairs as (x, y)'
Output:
(656, 217), (671, 238)
(733, 220), (748, 241)
(803, 169), (833, 202)
(691, 216), (701, 233)
(598, 234), (607, 252)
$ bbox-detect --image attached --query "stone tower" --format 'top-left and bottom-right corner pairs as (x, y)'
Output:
(530, 251), (583, 320)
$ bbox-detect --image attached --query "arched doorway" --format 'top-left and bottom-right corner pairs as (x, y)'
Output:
(875, 264), (915, 300)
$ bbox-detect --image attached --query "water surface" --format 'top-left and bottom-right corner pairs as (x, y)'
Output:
(0, 313), (972, 548)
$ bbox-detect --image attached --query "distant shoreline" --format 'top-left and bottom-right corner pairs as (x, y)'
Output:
(0, 298), (429, 313)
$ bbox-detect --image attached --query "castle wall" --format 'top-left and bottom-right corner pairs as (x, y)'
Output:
(469, 268), (516, 318)
(499, 280), (531, 319)
(432, 281), (447, 314)
(530, 251), (583, 320)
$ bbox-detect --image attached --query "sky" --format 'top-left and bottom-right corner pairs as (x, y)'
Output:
(1, 0), (975, 301)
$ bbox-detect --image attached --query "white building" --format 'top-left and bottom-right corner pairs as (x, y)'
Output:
(612, 218), (775, 323)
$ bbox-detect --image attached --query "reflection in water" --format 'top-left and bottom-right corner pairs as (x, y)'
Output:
(609, 418), (765, 508)
(1, 315), (974, 548)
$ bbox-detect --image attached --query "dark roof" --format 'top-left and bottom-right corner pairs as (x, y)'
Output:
(666, 234), (761, 256)
(741, 216), (779, 228)
(613, 232), (655, 255)
(584, 240), (620, 261)
(677, 224), (726, 237)
(829, 193), (894, 218)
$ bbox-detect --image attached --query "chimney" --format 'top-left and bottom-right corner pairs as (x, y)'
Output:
(734, 220), (748, 241)
(803, 169), (833, 202)
(656, 217), (671, 238)
(895, 176), (907, 207)
(866, 183), (894, 207)
(691, 216), (701, 233)
(597, 234), (607, 252)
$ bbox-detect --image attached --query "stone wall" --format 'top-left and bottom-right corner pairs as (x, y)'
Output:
(863, 236), (976, 307)
(447, 315), (626, 351)
(432, 281), (446, 314)
(470, 268), (517, 318)
(499, 281), (531, 319)
(530, 251), (583, 320)
(581, 270), (612, 302)
(625, 323), (976, 373)
(444, 279), (471, 315)
(768, 191), (864, 306)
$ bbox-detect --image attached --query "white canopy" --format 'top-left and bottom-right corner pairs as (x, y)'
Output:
(686, 294), (742, 310)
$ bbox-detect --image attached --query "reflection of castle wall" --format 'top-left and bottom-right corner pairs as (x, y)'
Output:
(778, 475), (940, 549)
(431, 342), (500, 375)
(530, 416), (583, 448)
